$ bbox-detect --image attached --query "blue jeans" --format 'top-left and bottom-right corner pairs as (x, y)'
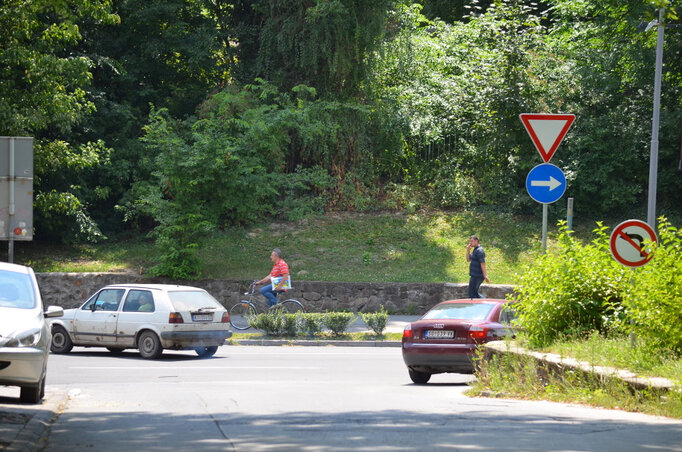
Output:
(260, 285), (279, 307)
(468, 276), (484, 299)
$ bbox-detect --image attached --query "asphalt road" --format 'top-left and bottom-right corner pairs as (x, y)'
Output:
(19, 345), (682, 451)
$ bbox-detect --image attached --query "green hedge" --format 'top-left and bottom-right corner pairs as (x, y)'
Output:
(245, 310), (390, 337)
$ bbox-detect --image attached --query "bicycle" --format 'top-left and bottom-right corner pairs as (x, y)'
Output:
(229, 281), (305, 330)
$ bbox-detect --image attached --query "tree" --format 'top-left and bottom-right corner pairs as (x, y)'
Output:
(71, 0), (230, 235)
(229, 0), (392, 98)
(0, 0), (118, 242)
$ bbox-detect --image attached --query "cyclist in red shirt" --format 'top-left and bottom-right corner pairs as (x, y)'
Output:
(255, 248), (290, 307)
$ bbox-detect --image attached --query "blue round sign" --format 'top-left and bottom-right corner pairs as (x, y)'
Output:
(526, 163), (566, 204)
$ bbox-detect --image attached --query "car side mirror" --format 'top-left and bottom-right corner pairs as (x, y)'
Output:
(45, 305), (64, 318)
(90, 303), (97, 312)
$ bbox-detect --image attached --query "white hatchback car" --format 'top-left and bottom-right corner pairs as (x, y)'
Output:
(0, 262), (63, 403)
(49, 284), (232, 359)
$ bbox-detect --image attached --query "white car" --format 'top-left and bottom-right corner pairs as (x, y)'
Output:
(49, 284), (232, 359)
(0, 262), (63, 403)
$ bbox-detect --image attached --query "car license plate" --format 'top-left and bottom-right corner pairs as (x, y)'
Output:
(192, 314), (213, 322)
(425, 330), (454, 339)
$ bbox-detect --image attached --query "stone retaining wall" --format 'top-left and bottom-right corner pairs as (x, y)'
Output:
(36, 273), (515, 314)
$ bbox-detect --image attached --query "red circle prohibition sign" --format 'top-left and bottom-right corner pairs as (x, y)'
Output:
(609, 220), (657, 267)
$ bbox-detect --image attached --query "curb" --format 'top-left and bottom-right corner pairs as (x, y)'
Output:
(483, 341), (678, 393)
(230, 339), (401, 347)
(5, 390), (67, 452)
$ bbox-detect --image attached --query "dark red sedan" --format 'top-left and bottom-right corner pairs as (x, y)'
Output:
(402, 298), (516, 384)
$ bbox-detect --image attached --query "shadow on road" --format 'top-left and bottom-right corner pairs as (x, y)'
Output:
(44, 407), (682, 451)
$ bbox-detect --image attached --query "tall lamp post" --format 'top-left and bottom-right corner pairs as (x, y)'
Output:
(644, 8), (664, 229)
(639, 9), (682, 227)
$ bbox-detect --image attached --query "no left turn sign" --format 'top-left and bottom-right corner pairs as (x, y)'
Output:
(609, 220), (657, 267)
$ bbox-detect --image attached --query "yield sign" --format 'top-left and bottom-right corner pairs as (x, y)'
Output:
(519, 113), (575, 162)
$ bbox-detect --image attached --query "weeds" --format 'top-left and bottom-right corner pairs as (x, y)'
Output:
(471, 339), (682, 419)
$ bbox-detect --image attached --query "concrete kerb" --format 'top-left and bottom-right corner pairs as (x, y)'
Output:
(482, 341), (678, 393)
(2, 389), (68, 452)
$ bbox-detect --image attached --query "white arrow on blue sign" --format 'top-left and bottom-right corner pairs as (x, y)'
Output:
(526, 163), (566, 204)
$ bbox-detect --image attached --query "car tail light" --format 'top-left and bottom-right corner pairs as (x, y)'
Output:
(169, 312), (184, 324)
(221, 312), (230, 323)
(468, 325), (487, 340)
(403, 324), (413, 339)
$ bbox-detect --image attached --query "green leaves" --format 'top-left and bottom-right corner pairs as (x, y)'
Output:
(359, 306), (389, 335)
(514, 221), (628, 347)
(622, 218), (682, 353)
(515, 216), (682, 357)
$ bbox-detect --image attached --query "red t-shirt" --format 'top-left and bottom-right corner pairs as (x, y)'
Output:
(270, 260), (289, 278)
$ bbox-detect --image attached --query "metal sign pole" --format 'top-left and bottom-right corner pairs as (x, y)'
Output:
(567, 197), (574, 233)
(542, 203), (548, 253)
(8, 138), (15, 263)
(647, 8), (664, 228)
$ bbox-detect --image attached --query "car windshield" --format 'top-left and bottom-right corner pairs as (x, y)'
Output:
(423, 303), (494, 321)
(168, 290), (223, 311)
(0, 270), (36, 309)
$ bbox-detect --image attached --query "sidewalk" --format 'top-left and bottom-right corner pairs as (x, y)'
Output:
(0, 387), (68, 452)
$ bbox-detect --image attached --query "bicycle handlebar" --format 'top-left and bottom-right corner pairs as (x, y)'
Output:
(244, 281), (258, 295)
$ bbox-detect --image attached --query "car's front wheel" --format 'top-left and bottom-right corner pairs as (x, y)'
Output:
(194, 346), (218, 358)
(20, 377), (44, 404)
(408, 369), (431, 384)
(138, 331), (163, 359)
(50, 326), (73, 354)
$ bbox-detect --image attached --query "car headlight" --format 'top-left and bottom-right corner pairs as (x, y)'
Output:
(0, 327), (42, 348)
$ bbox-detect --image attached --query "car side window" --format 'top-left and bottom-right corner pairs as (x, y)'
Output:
(499, 303), (518, 325)
(82, 289), (125, 311)
(123, 290), (155, 313)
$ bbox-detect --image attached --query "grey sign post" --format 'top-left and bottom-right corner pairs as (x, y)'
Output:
(1, 137), (34, 262)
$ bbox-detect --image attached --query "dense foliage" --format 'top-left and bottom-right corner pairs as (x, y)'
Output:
(513, 217), (681, 355)
(513, 222), (628, 347)
(623, 218), (682, 353)
(1, 0), (681, 274)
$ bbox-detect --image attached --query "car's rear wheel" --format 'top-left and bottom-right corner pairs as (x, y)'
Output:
(194, 346), (218, 358)
(51, 326), (73, 354)
(409, 369), (431, 384)
(138, 331), (163, 359)
(20, 377), (44, 404)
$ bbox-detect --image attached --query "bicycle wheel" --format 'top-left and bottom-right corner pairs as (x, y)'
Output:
(229, 301), (256, 330)
(279, 299), (305, 314)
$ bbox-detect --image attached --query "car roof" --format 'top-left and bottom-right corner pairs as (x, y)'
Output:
(99, 284), (206, 291)
(0, 261), (31, 274)
(437, 298), (508, 305)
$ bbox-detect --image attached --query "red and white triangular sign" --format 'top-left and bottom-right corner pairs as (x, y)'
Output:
(519, 113), (575, 162)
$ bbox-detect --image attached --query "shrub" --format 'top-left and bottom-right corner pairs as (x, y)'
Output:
(359, 306), (389, 335)
(282, 313), (300, 337)
(513, 221), (628, 348)
(623, 217), (682, 354)
(323, 312), (356, 336)
(273, 166), (334, 221)
(300, 313), (325, 336)
(247, 311), (295, 337)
